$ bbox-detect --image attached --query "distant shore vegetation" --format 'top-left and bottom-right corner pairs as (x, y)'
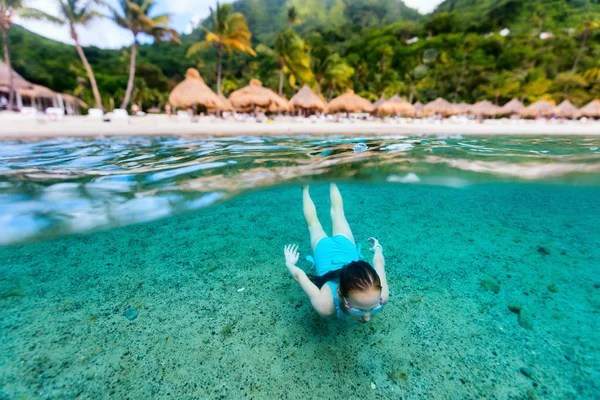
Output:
(3, 0), (600, 111)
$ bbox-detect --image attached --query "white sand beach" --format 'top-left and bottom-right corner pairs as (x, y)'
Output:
(1, 114), (600, 138)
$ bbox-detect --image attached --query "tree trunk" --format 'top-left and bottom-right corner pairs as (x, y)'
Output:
(409, 87), (414, 104)
(120, 36), (137, 110)
(278, 59), (285, 96)
(315, 79), (322, 95)
(1, 26), (14, 111)
(572, 28), (591, 73)
(216, 44), (223, 96)
(72, 26), (102, 110)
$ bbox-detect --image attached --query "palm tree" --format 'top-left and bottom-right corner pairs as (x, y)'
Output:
(321, 55), (354, 100)
(312, 53), (354, 99)
(258, 29), (312, 96)
(478, 71), (520, 105)
(57, 0), (104, 109)
(0, 0), (60, 110)
(583, 62), (600, 83)
(110, 0), (179, 110)
(572, 16), (599, 73)
(187, 3), (255, 96)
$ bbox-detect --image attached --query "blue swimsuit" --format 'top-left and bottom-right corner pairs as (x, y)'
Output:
(310, 235), (363, 318)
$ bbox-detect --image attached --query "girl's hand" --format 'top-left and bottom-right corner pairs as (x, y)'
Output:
(284, 244), (301, 278)
(368, 237), (382, 252)
(284, 244), (300, 265)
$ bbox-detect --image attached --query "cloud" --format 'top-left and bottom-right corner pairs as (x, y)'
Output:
(404, 0), (443, 14)
(184, 15), (204, 35)
(162, 0), (233, 16)
(14, 0), (133, 49)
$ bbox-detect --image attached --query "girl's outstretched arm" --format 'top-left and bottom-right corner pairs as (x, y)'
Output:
(283, 244), (335, 317)
(369, 238), (389, 302)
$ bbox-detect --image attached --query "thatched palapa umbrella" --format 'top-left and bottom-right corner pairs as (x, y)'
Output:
(372, 95), (387, 110)
(218, 94), (234, 112)
(169, 69), (223, 111)
(518, 100), (557, 117)
(377, 95), (415, 116)
(207, 94), (234, 113)
(556, 100), (580, 118)
(327, 90), (374, 113)
(289, 85), (327, 112)
(423, 97), (454, 115)
(229, 79), (290, 113)
(266, 94), (291, 112)
(452, 102), (471, 115)
(470, 100), (501, 117)
(578, 100), (600, 117)
(413, 101), (426, 117)
(498, 98), (524, 115)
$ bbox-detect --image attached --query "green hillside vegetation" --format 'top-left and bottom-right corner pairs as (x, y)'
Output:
(4, 0), (600, 111)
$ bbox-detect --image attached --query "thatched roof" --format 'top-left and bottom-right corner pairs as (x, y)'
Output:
(498, 98), (524, 115)
(268, 93), (291, 112)
(372, 95), (387, 109)
(423, 97), (454, 115)
(0, 60), (32, 90)
(290, 85), (327, 111)
(451, 102), (471, 114)
(1, 61), (88, 108)
(413, 101), (424, 111)
(470, 100), (501, 116)
(578, 99), (600, 117)
(207, 94), (234, 112)
(62, 93), (88, 108)
(518, 100), (557, 117)
(556, 100), (580, 118)
(377, 95), (415, 116)
(327, 90), (374, 113)
(169, 68), (223, 110)
(1, 61), (48, 98)
(218, 94), (234, 112)
(32, 84), (56, 98)
(229, 79), (289, 112)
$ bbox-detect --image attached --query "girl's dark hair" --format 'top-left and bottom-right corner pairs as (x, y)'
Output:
(310, 260), (381, 297)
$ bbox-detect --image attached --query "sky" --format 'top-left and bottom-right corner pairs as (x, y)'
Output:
(15, 0), (443, 49)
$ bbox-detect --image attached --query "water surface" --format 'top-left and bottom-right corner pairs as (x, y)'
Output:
(1, 134), (599, 244)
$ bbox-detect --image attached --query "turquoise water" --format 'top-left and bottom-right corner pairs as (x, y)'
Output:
(0, 135), (599, 398)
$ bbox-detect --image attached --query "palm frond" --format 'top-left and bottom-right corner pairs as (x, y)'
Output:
(19, 7), (63, 24)
(187, 40), (213, 57)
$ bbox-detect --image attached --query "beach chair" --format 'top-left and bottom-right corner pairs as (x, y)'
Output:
(112, 109), (129, 121)
(177, 110), (191, 121)
(45, 107), (64, 122)
(88, 108), (104, 118)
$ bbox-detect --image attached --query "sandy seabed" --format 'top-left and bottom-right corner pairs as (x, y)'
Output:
(1, 115), (600, 138)
(0, 183), (599, 399)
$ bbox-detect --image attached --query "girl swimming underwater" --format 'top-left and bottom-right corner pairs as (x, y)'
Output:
(284, 183), (389, 323)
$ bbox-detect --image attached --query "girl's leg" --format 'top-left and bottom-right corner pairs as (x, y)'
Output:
(303, 186), (327, 251)
(330, 183), (355, 244)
